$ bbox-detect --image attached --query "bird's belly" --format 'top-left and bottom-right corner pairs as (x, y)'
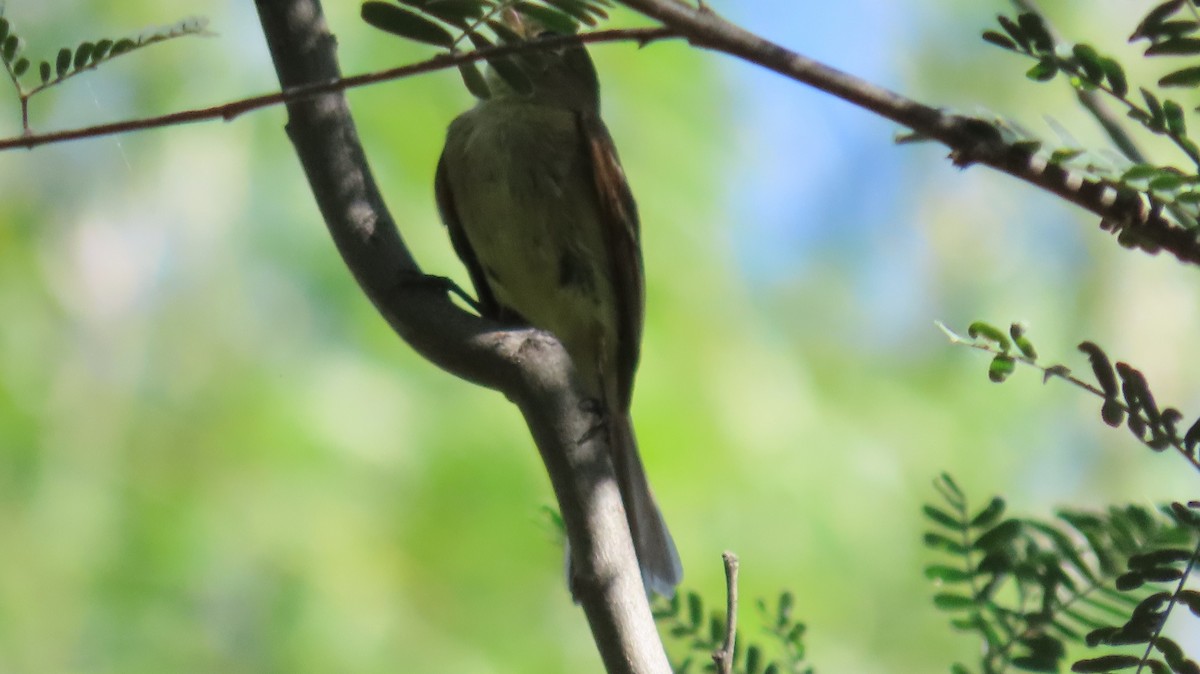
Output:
(453, 151), (617, 392)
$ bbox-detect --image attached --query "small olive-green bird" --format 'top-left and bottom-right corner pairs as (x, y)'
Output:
(434, 22), (682, 597)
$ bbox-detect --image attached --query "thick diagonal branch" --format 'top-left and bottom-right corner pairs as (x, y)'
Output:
(618, 0), (1200, 265)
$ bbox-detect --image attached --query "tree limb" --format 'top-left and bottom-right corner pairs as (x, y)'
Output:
(252, 0), (670, 672)
(0, 27), (675, 151)
(615, 0), (1200, 265)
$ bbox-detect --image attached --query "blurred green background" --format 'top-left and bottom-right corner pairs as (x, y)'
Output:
(0, 1), (1197, 672)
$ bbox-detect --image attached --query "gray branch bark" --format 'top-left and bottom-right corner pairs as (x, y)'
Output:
(252, 1), (670, 672)
(619, 0), (1200, 265)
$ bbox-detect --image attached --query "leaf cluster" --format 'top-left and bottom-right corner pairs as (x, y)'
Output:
(981, 5), (1200, 228)
(943, 321), (1200, 472)
(653, 589), (815, 674)
(0, 12), (208, 133)
(924, 474), (1200, 674)
(360, 0), (612, 98)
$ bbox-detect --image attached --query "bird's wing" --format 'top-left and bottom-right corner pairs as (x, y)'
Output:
(580, 111), (644, 412)
(435, 144), (503, 320)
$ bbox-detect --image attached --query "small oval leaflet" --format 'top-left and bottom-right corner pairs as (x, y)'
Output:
(361, 1), (456, 48)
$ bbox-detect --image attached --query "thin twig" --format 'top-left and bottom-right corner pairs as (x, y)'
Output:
(1134, 535), (1200, 674)
(0, 26), (676, 151)
(936, 321), (1200, 472)
(712, 551), (740, 674)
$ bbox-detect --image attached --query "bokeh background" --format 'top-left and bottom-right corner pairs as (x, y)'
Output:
(0, 1), (1196, 672)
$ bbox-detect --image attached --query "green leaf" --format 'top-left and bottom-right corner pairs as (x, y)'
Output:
(54, 47), (70, 78)
(1017, 12), (1053, 53)
(924, 564), (972, 583)
(542, 0), (602, 26)
(11, 55), (27, 76)
(932, 592), (975, 610)
(1072, 43), (1104, 83)
(1150, 19), (1200, 40)
(1159, 65), (1200, 87)
(37, 60), (48, 84)
(973, 519), (1022, 551)
(687, 591), (703, 629)
(1183, 417), (1200, 453)
(1145, 36), (1200, 56)
(924, 532), (969, 555)
(457, 62), (490, 99)
(1177, 589), (1200, 617)
(109, 38), (135, 57)
(73, 42), (94, 71)
(1142, 87), (1166, 129)
(1077, 341), (1118, 397)
(1049, 148), (1084, 164)
(1121, 164), (1160, 181)
(514, 2), (580, 34)
(395, 0), (486, 29)
(2, 34), (19, 63)
(970, 498), (1006, 529)
(1071, 654), (1141, 671)
(1162, 99), (1186, 134)
(1148, 172), (1186, 191)
(0, 18), (9, 46)
(1131, 0), (1187, 42)
(934, 473), (965, 508)
(1026, 57), (1058, 82)
(924, 504), (965, 530)
(745, 645), (762, 674)
(361, 1), (455, 48)
(1043, 364), (1070, 383)
(1100, 398), (1126, 427)
(707, 615), (722, 644)
(1115, 570), (1145, 591)
(1100, 58), (1128, 98)
(776, 590), (794, 626)
(92, 38), (113, 63)
(989, 354), (1016, 383)
(997, 14), (1031, 53)
(982, 30), (1018, 51)
(967, 321), (1012, 351)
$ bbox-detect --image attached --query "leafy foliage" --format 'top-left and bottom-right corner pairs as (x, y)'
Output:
(940, 321), (1200, 473)
(360, 0), (612, 98)
(0, 11), (208, 132)
(924, 474), (1200, 674)
(654, 589), (815, 674)
(981, 4), (1200, 231)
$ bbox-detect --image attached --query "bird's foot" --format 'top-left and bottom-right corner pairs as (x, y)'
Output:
(396, 272), (483, 314)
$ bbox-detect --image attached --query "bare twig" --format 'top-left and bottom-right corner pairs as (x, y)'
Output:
(712, 551), (740, 674)
(0, 26), (675, 151)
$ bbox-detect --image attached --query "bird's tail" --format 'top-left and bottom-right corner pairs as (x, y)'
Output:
(607, 412), (683, 598)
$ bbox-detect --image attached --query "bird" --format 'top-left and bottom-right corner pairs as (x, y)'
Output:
(433, 17), (682, 598)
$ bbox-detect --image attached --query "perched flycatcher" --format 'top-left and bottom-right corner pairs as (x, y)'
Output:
(434, 25), (682, 597)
